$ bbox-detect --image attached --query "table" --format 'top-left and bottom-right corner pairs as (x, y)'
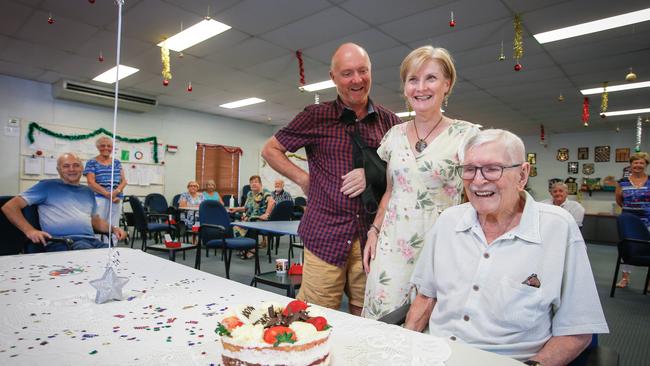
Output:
(231, 221), (302, 295)
(145, 242), (200, 269)
(0, 249), (521, 365)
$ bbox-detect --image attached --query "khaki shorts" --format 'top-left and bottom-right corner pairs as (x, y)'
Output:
(297, 240), (366, 309)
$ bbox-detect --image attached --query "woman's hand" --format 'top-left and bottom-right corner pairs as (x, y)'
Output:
(363, 229), (379, 274)
(259, 213), (269, 221)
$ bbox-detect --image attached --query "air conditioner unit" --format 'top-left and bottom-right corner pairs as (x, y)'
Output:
(52, 80), (158, 113)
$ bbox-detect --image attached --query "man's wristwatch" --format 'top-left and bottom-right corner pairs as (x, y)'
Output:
(523, 360), (542, 366)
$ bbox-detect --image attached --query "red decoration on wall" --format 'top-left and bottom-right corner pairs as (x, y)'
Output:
(47, 13), (54, 24)
(162, 79), (169, 86)
(88, 0), (96, 3)
(582, 97), (590, 127)
(449, 11), (455, 27)
(540, 124), (545, 144)
(296, 50), (305, 88)
(98, 50), (104, 62)
(187, 81), (193, 92)
(36, 150), (43, 156)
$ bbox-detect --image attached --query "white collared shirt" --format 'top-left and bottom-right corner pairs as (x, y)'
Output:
(540, 198), (585, 226)
(411, 192), (608, 361)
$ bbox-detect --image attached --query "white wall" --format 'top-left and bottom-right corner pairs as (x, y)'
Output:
(0, 74), (274, 202)
(521, 128), (649, 214)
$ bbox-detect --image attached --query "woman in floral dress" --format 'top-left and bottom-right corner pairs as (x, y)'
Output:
(362, 46), (479, 319)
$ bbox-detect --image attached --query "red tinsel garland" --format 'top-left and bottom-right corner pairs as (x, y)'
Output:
(296, 50), (305, 86)
(582, 97), (590, 126)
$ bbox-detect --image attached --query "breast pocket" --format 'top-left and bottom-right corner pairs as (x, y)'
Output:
(491, 277), (545, 331)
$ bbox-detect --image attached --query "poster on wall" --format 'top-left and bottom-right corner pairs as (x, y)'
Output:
(577, 147), (589, 160)
(529, 166), (537, 177)
(556, 148), (569, 161)
(615, 148), (630, 162)
(527, 153), (536, 165)
(594, 146), (610, 162)
(568, 162), (579, 174)
(583, 163), (595, 175)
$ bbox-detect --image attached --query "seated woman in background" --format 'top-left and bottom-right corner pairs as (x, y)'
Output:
(228, 175), (275, 258)
(202, 179), (223, 204)
(179, 180), (204, 229)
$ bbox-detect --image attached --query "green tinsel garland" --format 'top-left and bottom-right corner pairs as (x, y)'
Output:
(27, 122), (159, 163)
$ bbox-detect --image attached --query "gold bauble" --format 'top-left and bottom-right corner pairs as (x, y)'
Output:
(625, 69), (637, 82)
(557, 94), (565, 102)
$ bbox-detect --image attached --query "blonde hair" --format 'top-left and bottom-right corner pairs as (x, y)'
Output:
(629, 152), (649, 165)
(400, 46), (457, 96)
(187, 180), (199, 188)
(206, 179), (216, 187)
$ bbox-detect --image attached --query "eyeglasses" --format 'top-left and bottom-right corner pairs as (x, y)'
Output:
(455, 164), (522, 181)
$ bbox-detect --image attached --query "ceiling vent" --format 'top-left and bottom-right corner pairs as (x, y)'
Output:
(52, 80), (158, 113)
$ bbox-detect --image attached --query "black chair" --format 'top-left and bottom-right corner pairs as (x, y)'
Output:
(0, 195), (31, 255)
(610, 213), (650, 297)
(197, 201), (258, 279)
(260, 200), (294, 263)
(171, 194), (181, 209)
(145, 193), (169, 216)
(240, 185), (251, 208)
(293, 196), (306, 220)
(128, 195), (176, 251)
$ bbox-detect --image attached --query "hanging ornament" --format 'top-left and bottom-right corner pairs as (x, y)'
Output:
(449, 11), (456, 27)
(98, 50), (104, 62)
(47, 12), (54, 24)
(187, 81), (193, 92)
(557, 93), (565, 102)
(88, 0), (96, 3)
(160, 42), (172, 86)
(177, 22), (184, 59)
(314, 93), (320, 105)
(636, 116), (642, 152)
(513, 15), (523, 71)
(625, 68), (637, 82)
(616, 123), (620, 133)
(600, 82), (608, 118)
(540, 124), (545, 145)
(498, 40), (505, 61)
(296, 50), (306, 91)
(582, 97), (590, 127)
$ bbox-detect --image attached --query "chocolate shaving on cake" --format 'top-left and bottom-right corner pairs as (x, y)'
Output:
(241, 305), (255, 319)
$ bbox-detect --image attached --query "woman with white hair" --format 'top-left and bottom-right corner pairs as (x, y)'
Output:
(83, 136), (127, 234)
(362, 46), (479, 320)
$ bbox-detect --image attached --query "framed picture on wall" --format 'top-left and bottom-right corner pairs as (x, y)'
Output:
(527, 153), (536, 165)
(583, 163), (595, 175)
(594, 146), (610, 162)
(568, 161), (579, 174)
(530, 166), (538, 177)
(577, 147), (589, 160)
(615, 148), (630, 162)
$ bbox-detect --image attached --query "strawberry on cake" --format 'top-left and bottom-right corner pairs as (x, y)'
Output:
(217, 300), (332, 366)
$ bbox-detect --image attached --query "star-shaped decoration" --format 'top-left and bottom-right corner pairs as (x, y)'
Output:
(90, 266), (129, 304)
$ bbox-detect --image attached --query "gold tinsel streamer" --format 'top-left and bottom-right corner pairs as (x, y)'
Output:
(160, 43), (172, 81)
(600, 82), (608, 114)
(513, 15), (523, 62)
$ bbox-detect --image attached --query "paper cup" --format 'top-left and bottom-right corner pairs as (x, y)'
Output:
(275, 258), (289, 274)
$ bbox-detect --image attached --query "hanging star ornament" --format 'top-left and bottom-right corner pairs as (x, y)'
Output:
(90, 266), (129, 304)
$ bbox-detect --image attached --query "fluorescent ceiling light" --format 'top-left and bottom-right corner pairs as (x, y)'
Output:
(157, 18), (231, 52)
(602, 108), (650, 117)
(533, 8), (650, 44)
(92, 65), (139, 83)
(299, 80), (335, 92)
(220, 97), (265, 109)
(581, 80), (650, 95)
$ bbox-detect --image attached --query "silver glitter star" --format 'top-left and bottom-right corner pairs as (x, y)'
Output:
(90, 266), (129, 304)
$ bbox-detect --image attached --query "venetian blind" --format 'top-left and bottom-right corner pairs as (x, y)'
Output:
(195, 143), (242, 197)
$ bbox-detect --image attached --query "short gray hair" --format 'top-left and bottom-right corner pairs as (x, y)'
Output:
(95, 136), (112, 147)
(550, 182), (568, 192)
(459, 129), (525, 164)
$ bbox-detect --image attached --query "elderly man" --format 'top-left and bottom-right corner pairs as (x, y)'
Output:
(2, 152), (126, 252)
(262, 43), (401, 315)
(406, 130), (608, 365)
(541, 182), (585, 227)
(271, 179), (293, 204)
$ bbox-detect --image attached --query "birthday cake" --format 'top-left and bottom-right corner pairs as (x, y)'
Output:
(217, 300), (331, 366)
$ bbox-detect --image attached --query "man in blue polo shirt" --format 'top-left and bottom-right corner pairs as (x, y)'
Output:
(2, 152), (126, 251)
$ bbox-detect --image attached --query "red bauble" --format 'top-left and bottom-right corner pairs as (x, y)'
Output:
(36, 150), (43, 156)
(187, 83), (193, 92)
(514, 63), (522, 71)
(449, 20), (456, 27)
(47, 16), (54, 24)
(89, 0), (96, 3)
(162, 79), (169, 86)
(98, 55), (104, 62)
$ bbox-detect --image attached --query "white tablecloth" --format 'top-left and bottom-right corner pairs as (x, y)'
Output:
(0, 248), (520, 366)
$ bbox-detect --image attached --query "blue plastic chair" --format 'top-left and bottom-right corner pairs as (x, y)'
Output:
(610, 212), (650, 297)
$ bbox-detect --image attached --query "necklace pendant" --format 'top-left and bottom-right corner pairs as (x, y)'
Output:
(415, 139), (427, 153)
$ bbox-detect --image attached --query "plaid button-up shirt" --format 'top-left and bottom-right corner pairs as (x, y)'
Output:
(275, 98), (401, 266)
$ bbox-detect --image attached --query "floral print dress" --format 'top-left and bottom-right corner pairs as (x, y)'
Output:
(362, 119), (479, 320)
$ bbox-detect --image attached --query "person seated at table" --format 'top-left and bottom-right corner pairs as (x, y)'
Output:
(179, 180), (204, 229)
(228, 175), (275, 259)
(1, 152), (127, 251)
(540, 182), (585, 227)
(202, 179), (223, 204)
(405, 129), (608, 365)
(271, 179), (293, 204)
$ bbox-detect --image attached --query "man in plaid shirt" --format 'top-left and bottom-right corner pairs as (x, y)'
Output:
(262, 43), (401, 315)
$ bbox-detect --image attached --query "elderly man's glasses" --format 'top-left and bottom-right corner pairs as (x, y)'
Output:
(455, 164), (522, 181)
